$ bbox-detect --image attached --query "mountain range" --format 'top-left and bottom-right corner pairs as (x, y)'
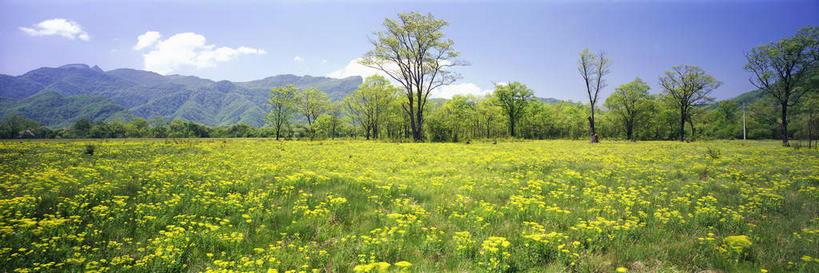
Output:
(1, 64), (765, 128)
(0, 64), (363, 128)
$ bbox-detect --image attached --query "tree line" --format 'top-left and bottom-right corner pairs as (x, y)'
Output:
(1, 13), (816, 146)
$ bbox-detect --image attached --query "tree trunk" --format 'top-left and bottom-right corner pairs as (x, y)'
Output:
(781, 102), (790, 146)
(486, 120), (491, 138)
(688, 117), (695, 141)
(626, 121), (633, 141)
(365, 124), (371, 140)
(809, 112), (814, 148)
(589, 106), (598, 143)
(413, 88), (424, 142)
(587, 116), (598, 143)
(679, 106), (686, 142)
(510, 119), (516, 137)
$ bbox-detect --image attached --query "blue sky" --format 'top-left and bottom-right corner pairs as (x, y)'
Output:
(1, 0), (817, 101)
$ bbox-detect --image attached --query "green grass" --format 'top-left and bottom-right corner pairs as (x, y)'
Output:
(0, 139), (816, 272)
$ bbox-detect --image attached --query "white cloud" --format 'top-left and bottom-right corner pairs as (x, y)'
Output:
(330, 58), (488, 99)
(430, 82), (492, 99)
(139, 32), (266, 74)
(328, 58), (389, 79)
(133, 31), (160, 50)
(20, 18), (89, 41)
(293, 56), (304, 63)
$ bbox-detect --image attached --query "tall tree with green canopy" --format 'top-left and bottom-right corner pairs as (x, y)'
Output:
(343, 75), (399, 140)
(476, 97), (503, 138)
(325, 102), (343, 140)
(295, 87), (331, 139)
(361, 11), (463, 141)
(578, 49), (610, 143)
(659, 65), (720, 142)
(266, 84), (298, 140)
(604, 78), (650, 141)
(744, 26), (819, 146)
(493, 81), (534, 137)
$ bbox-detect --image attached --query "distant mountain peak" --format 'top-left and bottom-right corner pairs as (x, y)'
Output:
(58, 64), (91, 70)
(91, 65), (103, 72)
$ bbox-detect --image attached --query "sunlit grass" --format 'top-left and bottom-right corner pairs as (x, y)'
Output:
(0, 139), (816, 272)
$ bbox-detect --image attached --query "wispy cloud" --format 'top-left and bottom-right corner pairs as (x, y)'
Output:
(293, 56), (304, 63)
(20, 18), (89, 41)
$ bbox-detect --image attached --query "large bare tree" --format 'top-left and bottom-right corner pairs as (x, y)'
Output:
(744, 26), (819, 146)
(578, 49), (610, 143)
(659, 65), (720, 142)
(361, 12), (463, 141)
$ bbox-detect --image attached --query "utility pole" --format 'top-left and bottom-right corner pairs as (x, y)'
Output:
(743, 103), (747, 140)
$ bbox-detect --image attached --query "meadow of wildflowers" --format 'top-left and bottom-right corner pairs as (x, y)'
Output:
(0, 139), (816, 272)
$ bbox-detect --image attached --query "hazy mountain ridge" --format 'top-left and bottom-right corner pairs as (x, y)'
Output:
(0, 64), (363, 127)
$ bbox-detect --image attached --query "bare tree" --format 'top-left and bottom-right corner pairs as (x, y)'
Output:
(578, 49), (610, 143)
(361, 12), (463, 141)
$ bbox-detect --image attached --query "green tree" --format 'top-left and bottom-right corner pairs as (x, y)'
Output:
(712, 101), (741, 139)
(476, 97), (503, 138)
(71, 118), (93, 138)
(744, 26), (819, 146)
(361, 12), (463, 141)
(0, 115), (42, 139)
(128, 118), (149, 138)
(343, 75), (398, 140)
(798, 92), (819, 147)
(659, 65), (720, 142)
(493, 82), (534, 137)
(295, 88), (331, 139)
(604, 78), (650, 141)
(266, 84), (298, 140)
(325, 102), (343, 139)
(578, 49), (611, 143)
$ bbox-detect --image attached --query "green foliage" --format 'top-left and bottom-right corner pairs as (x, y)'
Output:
(659, 65), (721, 141)
(361, 11), (462, 141)
(1, 115), (56, 139)
(0, 91), (133, 128)
(492, 82), (534, 137)
(266, 84), (298, 140)
(745, 26), (819, 146)
(84, 144), (95, 156)
(604, 78), (650, 140)
(295, 87), (331, 138)
(343, 75), (399, 140)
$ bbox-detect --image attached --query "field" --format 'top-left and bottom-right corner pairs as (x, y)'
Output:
(0, 139), (817, 273)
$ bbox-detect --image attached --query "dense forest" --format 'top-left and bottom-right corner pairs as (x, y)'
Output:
(1, 15), (817, 146)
